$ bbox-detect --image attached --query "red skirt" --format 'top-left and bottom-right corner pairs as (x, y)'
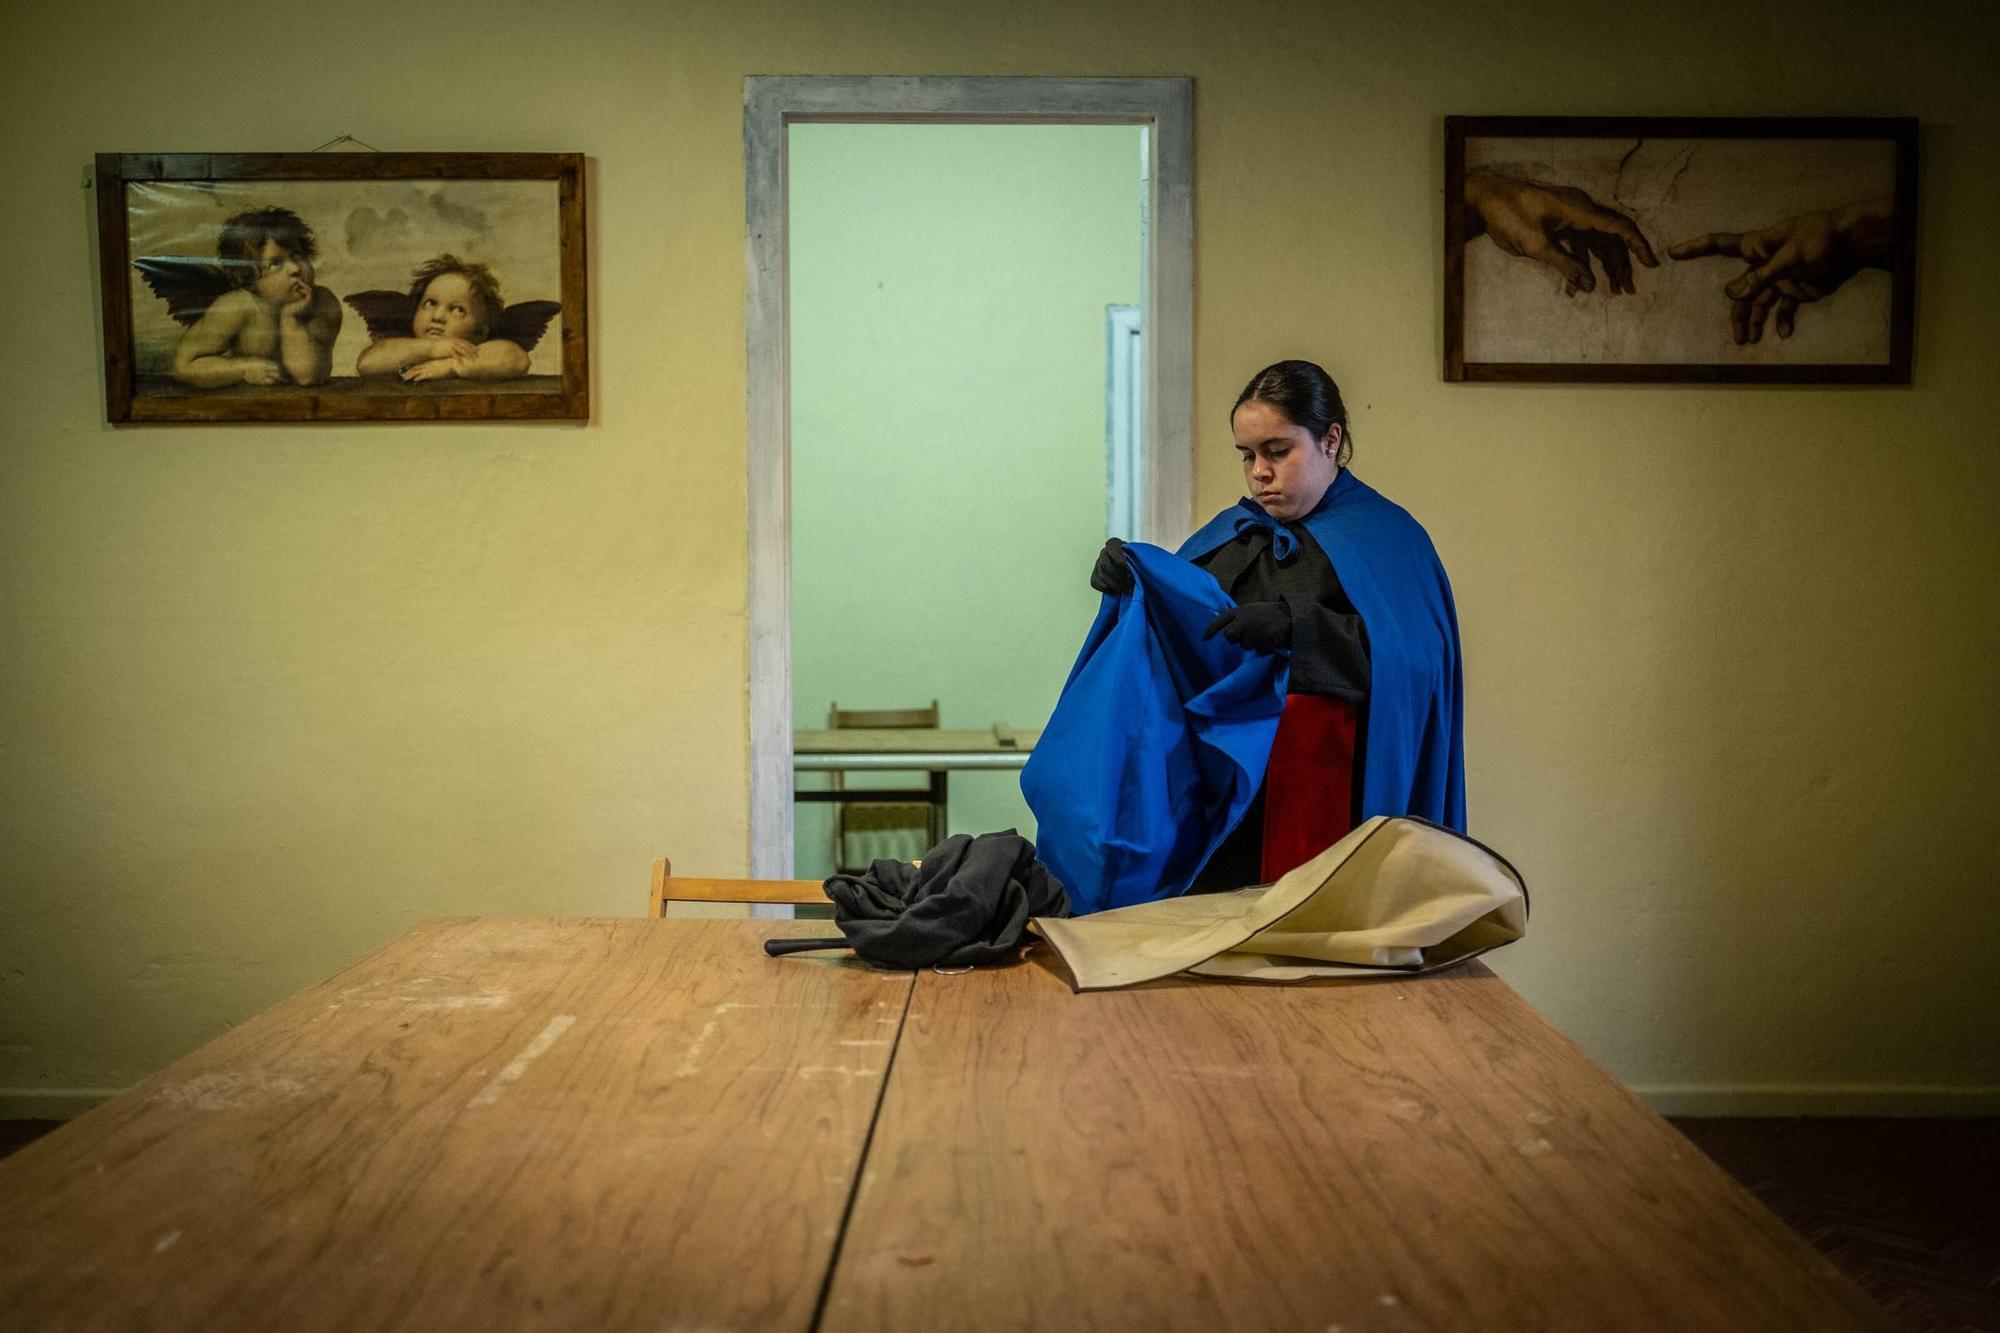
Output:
(1260, 693), (1357, 883)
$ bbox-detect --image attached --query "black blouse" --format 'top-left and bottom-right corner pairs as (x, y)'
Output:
(1192, 522), (1370, 703)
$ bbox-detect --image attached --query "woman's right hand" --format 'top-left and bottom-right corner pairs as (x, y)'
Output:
(1090, 538), (1134, 596)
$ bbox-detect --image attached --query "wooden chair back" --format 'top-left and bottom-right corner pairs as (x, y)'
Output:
(827, 699), (944, 872)
(648, 857), (824, 918)
(828, 700), (941, 730)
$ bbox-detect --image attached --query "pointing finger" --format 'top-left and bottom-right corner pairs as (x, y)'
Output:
(1572, 203), (1658, 267)
(1667, 232), (1744, 262)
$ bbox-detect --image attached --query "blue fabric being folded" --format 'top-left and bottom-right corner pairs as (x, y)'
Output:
(1021, 542), (1289, 914)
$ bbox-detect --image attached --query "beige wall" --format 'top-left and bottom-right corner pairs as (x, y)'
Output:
(2, 0), (1995, 1116)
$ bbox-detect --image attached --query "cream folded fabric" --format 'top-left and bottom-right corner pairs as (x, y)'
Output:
(1033, 816), (1527, 990)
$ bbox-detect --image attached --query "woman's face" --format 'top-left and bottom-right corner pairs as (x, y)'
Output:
(1232, 399), (1340, 521)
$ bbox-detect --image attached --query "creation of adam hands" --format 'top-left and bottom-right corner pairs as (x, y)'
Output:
(1465, 169), (1894, 341)
(1089, 539), (1291, 656)
(1465, 170), (1659, 298)
(1665, 200), (1895, 344)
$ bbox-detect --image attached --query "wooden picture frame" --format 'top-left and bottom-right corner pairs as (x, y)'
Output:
(96, 152), (588, 422)
(1444, 117), (1916, 384)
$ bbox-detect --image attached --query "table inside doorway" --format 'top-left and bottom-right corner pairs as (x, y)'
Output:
(0, 918), (1892, 1331)
(791, 724), (1043, 830)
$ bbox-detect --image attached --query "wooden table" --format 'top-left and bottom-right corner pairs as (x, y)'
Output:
(0, 919), (1890, 1331)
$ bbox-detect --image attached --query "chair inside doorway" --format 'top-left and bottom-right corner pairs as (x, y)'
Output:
(829, 699), (943, 874)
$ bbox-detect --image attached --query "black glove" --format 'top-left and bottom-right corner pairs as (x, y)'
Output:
(1203, 602), (1293, 654)
(1090, 537), (1135, 596)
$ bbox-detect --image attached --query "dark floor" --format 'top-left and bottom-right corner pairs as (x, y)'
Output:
(2, 1116), (1994, 1327)
(1668, 1118), (2000, 1332)
(0, 1119), (60, 1158)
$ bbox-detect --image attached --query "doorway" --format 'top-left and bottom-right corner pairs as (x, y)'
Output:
(745, 76), (1193, 879)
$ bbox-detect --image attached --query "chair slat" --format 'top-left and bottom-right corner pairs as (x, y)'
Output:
(649, 857), (825, 916)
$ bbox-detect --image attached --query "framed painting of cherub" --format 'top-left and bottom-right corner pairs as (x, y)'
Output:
(1444, 117), (1916, 383)
(95, 152), (587, 422)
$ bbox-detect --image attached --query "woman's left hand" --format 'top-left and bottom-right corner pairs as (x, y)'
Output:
(1202, 602), (1293, 654)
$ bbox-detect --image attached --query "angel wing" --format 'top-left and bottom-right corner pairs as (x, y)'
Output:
(343, 290), (415, 340)
(133, 256), (233, 327)
(494, 300), (562, 353)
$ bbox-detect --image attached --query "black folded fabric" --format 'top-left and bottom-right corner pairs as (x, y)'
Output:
(765, 830), (1071, 969)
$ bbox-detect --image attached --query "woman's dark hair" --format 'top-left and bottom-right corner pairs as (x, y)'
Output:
(1232, 360), (1354, 467)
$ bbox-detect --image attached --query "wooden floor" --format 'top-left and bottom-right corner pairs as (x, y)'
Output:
(1669, 1118), (2000, 1333)
(3, 1116), (1994, 1328)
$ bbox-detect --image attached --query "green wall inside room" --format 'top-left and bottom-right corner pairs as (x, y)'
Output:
(787, 123), (1143, 877)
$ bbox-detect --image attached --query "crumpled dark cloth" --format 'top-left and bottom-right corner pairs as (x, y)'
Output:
(821, 830), (1071, 969)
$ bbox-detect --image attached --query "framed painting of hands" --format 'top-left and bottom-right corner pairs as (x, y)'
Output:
(95, 152), (588, 422)
(1444, 117), (1916, 383)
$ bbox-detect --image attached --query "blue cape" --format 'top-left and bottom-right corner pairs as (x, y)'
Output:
(1179, 468), (1466, 833)
(1021, 543), (1290, 914)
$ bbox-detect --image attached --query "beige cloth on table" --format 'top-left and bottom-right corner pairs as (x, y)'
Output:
(1033, 816), (1528, 991)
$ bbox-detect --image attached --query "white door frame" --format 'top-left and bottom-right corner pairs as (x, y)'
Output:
(1104, 302), (1146, 541)
(744, 75), (1194, 877)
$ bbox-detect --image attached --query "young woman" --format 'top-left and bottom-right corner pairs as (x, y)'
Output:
(1091, 360), (1466, 889)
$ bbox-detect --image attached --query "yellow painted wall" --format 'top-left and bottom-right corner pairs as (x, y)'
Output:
(2, 0), (1995, 1115)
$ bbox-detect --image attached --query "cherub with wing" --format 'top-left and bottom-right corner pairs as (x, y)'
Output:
(348, 255), (559, 383)
(134, 206), (342, 388)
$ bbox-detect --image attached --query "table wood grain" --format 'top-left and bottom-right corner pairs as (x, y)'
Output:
(0, 919), (911, 1331)
(821, 956), (1893, 1332)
